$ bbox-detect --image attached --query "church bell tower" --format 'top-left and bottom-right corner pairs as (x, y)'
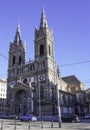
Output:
(8, 25), (26, 86)
(8, 25), (26, 68)
(34, 7), (56, 83)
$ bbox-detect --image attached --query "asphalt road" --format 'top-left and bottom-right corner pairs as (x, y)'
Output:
(0, 119), (90, 130)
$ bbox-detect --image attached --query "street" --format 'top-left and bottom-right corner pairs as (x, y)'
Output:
(0, 119), (90, 130)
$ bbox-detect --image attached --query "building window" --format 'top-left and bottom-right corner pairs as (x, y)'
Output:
(39, 62), (44, 69)
(60, 86), (62, 90)
(40, 44), (44, 56)
(48, 45), (51, 55)
(19, 56), (21, 65)
(31, 76), (34, 83)
(12, 56), (15, 65)
(23, 79), (28, 84)
(75, 86), (79, 91)
(30, 64), (35, 71)
(68, 87), (71, 92)
(63, 95), (65, 104)
(40, 86), (44, 98)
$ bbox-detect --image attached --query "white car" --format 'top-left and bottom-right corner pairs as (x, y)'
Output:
(31, 116), (37, 121)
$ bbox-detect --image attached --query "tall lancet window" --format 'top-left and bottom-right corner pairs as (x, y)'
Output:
(12, 56), (15, 65)
(48, 45), (51, 56)
(19, 56), (21, 65)
(40, 44), (44, 56)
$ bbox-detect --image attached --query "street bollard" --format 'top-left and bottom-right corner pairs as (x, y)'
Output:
(0, 120), (3, 130)
(51, 119), (53, 128)
(14, 119), (16, 130)
(41, 119), (43, 129)
(28, 120), (30, 130)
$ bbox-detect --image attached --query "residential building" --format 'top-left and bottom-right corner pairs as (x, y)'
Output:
(62, 75), (88, 115)
(0, 79), (7, 114)
(62, 75), (85, 93)
(85, 88), (90, 113)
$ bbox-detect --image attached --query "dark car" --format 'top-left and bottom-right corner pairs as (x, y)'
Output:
(8, 115), (19, 120)
(37, 115), (58, 122)
(0, 114), (7, 119)
(61, 114), (80, 123)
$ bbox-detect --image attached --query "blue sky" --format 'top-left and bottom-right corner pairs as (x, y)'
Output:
(0, 0), (90, 89)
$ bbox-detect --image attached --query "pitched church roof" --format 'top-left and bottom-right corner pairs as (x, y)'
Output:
(62, 75), (81, 84)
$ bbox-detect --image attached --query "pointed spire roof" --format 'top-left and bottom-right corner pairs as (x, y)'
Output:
(40, 6), (48, 29)
(14, 24), (22, 43)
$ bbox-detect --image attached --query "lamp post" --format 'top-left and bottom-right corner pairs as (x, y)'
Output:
(55, 65), (62, 128)
(38, 80), (43, 128)
(38, 81), (41, 117)
(7, 83), (14, 115)
(56, 84), (61, 128)
(29, 81), (34, 114)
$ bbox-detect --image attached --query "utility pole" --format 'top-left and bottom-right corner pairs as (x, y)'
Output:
(56, 65), (62, 128)
(56, 84), (61, 128)
(39, 81), (41, 117)
(29, 81), (34, 114)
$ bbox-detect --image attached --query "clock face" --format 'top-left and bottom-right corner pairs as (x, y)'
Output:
(38, 74), (45, 81)
(9, 81), (16, 87)
(39, 75), (44, 80)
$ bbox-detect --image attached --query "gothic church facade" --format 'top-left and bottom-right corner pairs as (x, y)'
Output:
(7, 8), (87, 116)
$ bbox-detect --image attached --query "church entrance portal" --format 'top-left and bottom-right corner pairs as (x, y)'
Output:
(14, 90), (28, 115)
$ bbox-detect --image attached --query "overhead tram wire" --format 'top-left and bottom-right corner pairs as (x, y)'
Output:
(0, 52), (90, 66)
(0, 53), (8, 60)
(60, 60), (90, 67)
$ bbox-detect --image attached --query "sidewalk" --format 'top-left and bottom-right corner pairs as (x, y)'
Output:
(0, 119), (90, 130)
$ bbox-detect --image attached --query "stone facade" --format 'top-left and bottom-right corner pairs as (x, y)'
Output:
(7, 8), (58, 116)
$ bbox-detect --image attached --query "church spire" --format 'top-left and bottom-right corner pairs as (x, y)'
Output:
(14, 24), (22, 43)
(39, 6), (48, 29)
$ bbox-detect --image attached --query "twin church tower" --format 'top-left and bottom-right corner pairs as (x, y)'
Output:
(7, 8), (60, 115)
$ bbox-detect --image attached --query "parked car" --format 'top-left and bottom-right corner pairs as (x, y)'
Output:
(8, 115), (18, 120)
(31, 116), (37, 121)
(20, 115), (37, 121)
(84, 114), (90, 119)
(37, 115), (58, 122)
(61, 114), (80, 123)
(0, 114), (7, 119)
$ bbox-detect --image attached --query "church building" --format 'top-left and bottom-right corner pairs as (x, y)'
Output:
(7, 8), (87, 116)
